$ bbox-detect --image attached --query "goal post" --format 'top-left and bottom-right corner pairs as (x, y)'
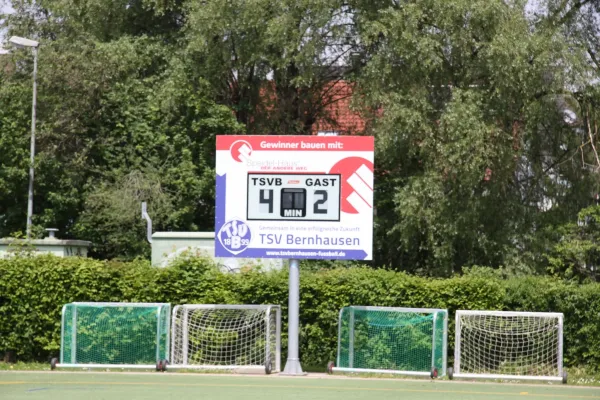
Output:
(51, 302), (171, 370)
(169, 304), (281, 374)
(329, 306), (448, 377)
(451, 310), (566, 383)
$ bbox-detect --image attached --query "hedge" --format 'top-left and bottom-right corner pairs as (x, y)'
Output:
(0, 255), (598, 371)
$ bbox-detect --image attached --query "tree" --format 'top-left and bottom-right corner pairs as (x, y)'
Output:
(2, 0), (599, 270)
(546, 204), (600, 281)
(185, 0), (361, 134)
(0, 63), (31, 236)
(354, 0), (597, 274)
(0, 0), (241, 258)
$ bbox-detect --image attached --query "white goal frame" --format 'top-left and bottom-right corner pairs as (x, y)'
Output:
(168, 304), (281, 374)
(53, 302), (171, 370)
(452, 310), (565, 382)
(331, 306), (448, 377)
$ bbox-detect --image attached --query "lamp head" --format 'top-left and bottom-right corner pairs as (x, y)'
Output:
(8, 36), (39, 48)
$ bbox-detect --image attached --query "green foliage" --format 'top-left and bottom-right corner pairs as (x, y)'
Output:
(357, 0), (598, 275)
(185, 0), (359, 133)
(545, 205), (600, 281)
(72, 171), (175, 260)
(1, 0), (599, 274)
(0, 64), (31, 233)
(1, 5), (242, 259)
(1, 256), (599, 373)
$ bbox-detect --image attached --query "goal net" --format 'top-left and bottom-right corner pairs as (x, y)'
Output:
(169, 304), (281, 374)
(330, 306), (448, 377)
(452, 310), (565, 382)
(54, 302), (171, 369)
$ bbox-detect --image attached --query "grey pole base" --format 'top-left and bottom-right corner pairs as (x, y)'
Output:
(281, 358), (306, 375)
(281, 259), (306, 376)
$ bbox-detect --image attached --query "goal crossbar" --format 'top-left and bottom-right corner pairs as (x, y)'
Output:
(332, 306), (448, 377)
(453, 310), (565, 382)
(173, 304), (277, 311)
(341, 306), (448, 314)
(69, 302), (168, 307)
(456, 310), (564, 318)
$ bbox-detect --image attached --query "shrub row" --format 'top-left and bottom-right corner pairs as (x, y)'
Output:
(0, 255), (598, 371)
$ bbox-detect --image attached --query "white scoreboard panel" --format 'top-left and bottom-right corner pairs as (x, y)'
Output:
(247, 173), (341, 222)
(216, 135), (374, 260)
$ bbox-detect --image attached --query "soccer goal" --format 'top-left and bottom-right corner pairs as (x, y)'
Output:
(328, 306), (448, 378)
(450, 310), (566, 383)
(51, 302), (171, 370)
(169, 304), (281, 374)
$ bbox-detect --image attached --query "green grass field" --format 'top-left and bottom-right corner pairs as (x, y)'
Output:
(1, 372), (599, 400)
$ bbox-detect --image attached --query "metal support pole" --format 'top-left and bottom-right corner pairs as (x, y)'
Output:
(141, 202), (153, 243)
(431, 312), (437, 372)
(349, 307), (355, 369)
(182, 308), (189, 365)
(60, 305), (66, 364)
(443, 312), (448, 377)
(454, 312), (461, 374)
(275, 307), (281, 372)
(164, 305), (170, 363)
(155, 308), (161, 362)
(558, 315), (564, 376)
(265, 306), (271, 368)
(71, 306), (77, 364)
(26, 46), (38, 239)
(282, 259), (305, 375)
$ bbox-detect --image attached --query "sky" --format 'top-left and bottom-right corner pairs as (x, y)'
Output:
(0, 1), (14, 47)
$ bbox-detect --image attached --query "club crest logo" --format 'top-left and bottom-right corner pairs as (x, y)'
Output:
(230, 140), (252, 163)
(218, 219), (252, 254)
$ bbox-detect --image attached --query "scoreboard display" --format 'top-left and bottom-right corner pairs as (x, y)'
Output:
(215, 135), (374, 260)
(247, 173), (341, 221)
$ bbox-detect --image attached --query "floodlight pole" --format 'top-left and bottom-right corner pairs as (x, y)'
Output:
(26, 46), (38, 239)
(10, 36), (40, 239)
(282, 258), (305, 375)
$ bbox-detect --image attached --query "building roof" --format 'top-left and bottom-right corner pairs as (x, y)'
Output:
(312, 80), (366, 135)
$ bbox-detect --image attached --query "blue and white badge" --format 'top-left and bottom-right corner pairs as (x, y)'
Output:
(217, 219), (252, 255)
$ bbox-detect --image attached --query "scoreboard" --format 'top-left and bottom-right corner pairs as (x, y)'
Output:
(215, 135), (374, 260)
(247, 173), (341, 221)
